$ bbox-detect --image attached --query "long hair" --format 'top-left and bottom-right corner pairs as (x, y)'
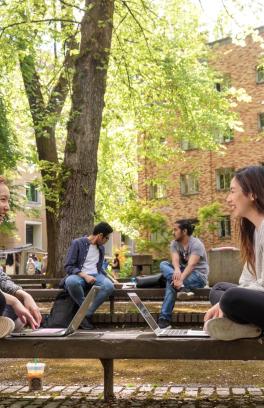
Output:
(235, 166), (264, 274)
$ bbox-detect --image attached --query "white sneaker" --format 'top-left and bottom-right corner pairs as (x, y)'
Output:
(205, 317), (262, 341)
(177, 288), (195, 300)
(0, 317), (15, 338)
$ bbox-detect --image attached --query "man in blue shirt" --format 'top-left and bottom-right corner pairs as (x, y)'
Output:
(64, 222), (114, 330)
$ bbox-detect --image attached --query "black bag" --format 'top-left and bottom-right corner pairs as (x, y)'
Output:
(42, 290), (79, 328)
(135, 273), (166, 288)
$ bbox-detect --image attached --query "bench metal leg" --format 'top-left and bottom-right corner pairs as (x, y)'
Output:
(100, 358), (114, 401)
(110, 298), (115, 315)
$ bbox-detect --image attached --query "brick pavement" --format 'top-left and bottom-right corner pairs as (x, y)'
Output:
(0, 384), (264, 407)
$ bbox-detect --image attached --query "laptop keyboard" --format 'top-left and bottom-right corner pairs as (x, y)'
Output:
(162, 329), (188, 335)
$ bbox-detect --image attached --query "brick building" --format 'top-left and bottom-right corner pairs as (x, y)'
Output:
(139, 28), (264, 250)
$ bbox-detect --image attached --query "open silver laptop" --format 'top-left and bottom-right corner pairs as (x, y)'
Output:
(11, 286), (100, 337)
(128, 292), (209, 337)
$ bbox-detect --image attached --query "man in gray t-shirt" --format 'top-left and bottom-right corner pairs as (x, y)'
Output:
(158, 219), (209, 329)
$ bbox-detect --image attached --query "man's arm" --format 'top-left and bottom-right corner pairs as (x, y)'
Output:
(64, 239), (82, 275)
(173, 254), (200, 289)
(171, 251), (182, 280)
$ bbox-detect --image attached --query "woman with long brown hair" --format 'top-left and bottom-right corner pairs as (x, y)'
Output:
(204, 166), (264, 340)
(0, 176), (41, 337)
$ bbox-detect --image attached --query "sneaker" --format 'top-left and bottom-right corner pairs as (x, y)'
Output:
(0, 317), (15, 338)
(158, 318), (171, 329)
(205, 317), (262, 341)
(177, 287), (194, 300)
(80, 316), (94, 330)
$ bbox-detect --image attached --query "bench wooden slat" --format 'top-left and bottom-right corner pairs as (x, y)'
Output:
(1, 331), (263, 401)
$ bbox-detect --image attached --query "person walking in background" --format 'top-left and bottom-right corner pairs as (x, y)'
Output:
(26, 255), (36, 275)
(111, 253), (120, 279)
(158, 219), (209, 329)
(63, 222), (115, 330)
(204, 166), (264, 341)
(0, 176), (41, 336)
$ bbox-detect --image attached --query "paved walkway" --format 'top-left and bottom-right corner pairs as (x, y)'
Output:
(0, 384), (264, 407)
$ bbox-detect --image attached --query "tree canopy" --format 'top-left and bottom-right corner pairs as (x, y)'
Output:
(0, 0), (257, 265)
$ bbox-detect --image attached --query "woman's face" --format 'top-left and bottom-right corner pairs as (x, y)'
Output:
(226, 177), (254, 218)
(0, 183), (10, 224)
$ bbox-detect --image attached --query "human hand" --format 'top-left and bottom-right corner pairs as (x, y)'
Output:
(23, 295), (42, 326)
(172, 275), (183, 289)
(84, 275), (96, 284)
(173, 269), (181, 281)
(204, 303), (223, 322)
(12, 299), (39, 330)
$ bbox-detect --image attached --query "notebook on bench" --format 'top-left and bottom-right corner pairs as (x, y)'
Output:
(11, 286), (100, 337)
(128, 292), (209, 337)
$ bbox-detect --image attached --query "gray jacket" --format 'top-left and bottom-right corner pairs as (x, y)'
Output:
(0, 267), (22, 295)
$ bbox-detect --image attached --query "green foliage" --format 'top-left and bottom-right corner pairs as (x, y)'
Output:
(96, 0), (243, 250)
(195, 201), (224, 235)
(120, 257), (133, 278)
(0, 97), (19, 173)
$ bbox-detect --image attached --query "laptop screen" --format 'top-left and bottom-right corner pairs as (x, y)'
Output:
(128, 292), (159, 331)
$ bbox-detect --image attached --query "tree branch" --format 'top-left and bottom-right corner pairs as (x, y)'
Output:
(0, 18), (80, 38)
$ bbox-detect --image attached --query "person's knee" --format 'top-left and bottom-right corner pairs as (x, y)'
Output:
(0, 291), (6, 315)
(209, 282), (226, 303)
(103, 280), (115, 295)
(160, 261), (172, 274)
(65, 275), (81, 290)
(220, 287), (241, 314)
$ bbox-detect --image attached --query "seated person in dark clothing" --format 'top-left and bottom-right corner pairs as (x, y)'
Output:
(63, 222), (115, 330)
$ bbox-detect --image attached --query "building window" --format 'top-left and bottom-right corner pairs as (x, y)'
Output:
(180, 139), (197, 151)
(26, 184), (40, 204)
(180, 174), (199, 195)
(218, 216), (231, 238)
(26, 224), (34, 245)
(256, 66), (264, 83)
(258, 113), (264, 131)
(25, 222), (42, 248)
(215, 74), (231, 92)
(216, 168), (235, 191)
(214, 129), (234, 144)
(149, 183), (166, 199)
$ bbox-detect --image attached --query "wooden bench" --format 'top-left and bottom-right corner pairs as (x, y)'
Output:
(27, 287), (210, 306)
(1, 330), (263, 401)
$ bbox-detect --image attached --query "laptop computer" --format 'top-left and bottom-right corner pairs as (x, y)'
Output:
(11, 286), (100, 337)
(128, 292), (209, 337)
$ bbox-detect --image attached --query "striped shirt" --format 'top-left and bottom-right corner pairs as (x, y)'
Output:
(239, 219), (264, 291)
(0, 266), (22, 295)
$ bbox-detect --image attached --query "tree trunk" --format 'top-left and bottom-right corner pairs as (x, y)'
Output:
(55, 0), (115, 276)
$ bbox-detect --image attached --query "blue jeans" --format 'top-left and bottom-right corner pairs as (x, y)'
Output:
(65, 273), (114, 318)
(159, 261), (207, 321)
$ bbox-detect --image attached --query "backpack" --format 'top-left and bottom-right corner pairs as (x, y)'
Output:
(135, 272), (166, 288)
(42, 290), (79, 328)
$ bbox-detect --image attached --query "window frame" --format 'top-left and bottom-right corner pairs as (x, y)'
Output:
(149, 183), (166, 200)
(180, 174), (199, 195)
(216, 168), (235, 192)
(26, 183), (41, 204)
(258, 112), (264, 131)
(256, 66), (264, 84)
(218, 215), (231, 238)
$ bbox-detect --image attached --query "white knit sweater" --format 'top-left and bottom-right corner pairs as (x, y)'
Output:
(239, 219), (264, 291)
